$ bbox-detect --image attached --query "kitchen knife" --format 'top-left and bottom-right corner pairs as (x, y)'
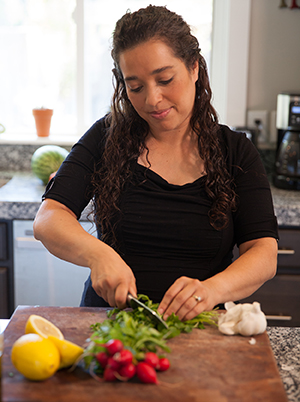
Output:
(127, 293), (168, 329)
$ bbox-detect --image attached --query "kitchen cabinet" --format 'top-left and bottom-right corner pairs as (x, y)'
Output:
(0, 220), (14, 318)
(239, 227), (300, 327)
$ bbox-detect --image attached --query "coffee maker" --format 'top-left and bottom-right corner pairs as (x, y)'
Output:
(273, 93), (300, 190)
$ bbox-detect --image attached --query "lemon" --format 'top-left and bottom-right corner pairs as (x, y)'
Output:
(48, 335), (84, 369)
(25, 315), (64, 340)
(11, 333), (60, 381)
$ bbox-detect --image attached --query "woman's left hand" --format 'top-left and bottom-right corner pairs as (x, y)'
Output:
(157, 276), (216, 321)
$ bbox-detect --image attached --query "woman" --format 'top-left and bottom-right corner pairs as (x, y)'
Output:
(33, 5), (278, 321)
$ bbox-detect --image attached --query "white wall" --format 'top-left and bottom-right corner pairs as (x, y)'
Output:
(211, 0), (300, 131)
(211, 0), (251, 127)
(247, 0), (300, 111)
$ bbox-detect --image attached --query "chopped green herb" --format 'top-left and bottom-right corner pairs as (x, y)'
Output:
(83, 294), (218, 371)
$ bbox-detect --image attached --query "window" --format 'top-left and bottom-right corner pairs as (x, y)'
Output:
(0, 0), (213, 139)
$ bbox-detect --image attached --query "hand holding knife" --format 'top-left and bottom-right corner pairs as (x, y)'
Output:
(127, 293), (168, 329)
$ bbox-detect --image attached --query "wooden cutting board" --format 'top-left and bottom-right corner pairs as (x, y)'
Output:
(1, 306), (288, 402)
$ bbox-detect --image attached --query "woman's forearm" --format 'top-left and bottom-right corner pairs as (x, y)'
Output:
(33, 199), (104, 267)
(203, 237), (278, 305)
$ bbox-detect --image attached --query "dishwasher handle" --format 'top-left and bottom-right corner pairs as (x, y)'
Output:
(14, 236), (46, 249)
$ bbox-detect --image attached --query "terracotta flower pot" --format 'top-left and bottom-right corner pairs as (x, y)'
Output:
(32, 108), (53, 137)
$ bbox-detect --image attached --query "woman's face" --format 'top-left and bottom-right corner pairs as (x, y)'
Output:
(119, 39), (199, 137)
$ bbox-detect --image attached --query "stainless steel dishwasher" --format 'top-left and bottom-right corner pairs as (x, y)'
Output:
(13, 220), (96, 308)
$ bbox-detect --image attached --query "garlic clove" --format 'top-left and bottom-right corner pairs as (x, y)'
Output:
(224, 301), (236, 310)
(252, 301), (262, 313)
(218, 320), (238, 335)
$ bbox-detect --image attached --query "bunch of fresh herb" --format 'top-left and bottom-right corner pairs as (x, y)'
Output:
(83, 295), (218, 370)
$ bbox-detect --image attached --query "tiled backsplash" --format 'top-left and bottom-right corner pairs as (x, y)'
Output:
(1, 144), (71, 172)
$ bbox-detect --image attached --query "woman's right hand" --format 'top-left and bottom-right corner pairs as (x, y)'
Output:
(89, 244), (137, 309)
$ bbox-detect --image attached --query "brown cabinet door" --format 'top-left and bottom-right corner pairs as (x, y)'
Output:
(240, 274), (300, 327)
(0, 222), (8, 261)
(237, 228), (300, 327)
(0, 267), (8, 318)
(0, 220), (13, 318)
(277, 228), (300, 273)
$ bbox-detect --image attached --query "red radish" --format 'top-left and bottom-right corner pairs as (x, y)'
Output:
(107, 356), (121, 371)
(103, 366), (117, 382)
(118, 363), (136, 380)
(113, 349), (133, 366)
(136, 362), (158, 384)
(105, 339), (123, 356)
(144, 352), (159, 369)
(157, 357), (170, 372)
(95, 351), (109, 368)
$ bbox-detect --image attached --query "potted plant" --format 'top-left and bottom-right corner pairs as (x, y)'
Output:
(32, 107), (53, 137)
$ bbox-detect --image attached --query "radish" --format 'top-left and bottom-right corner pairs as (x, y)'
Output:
(144, 352), (159, 369)
(113, 349), (133, 366)
(157, 357), (170, 372)
(95, 351), (109, 368)
(105, 339), (123, 356)
(103, 366), (117, 382)
(118, 363), (136, 380)
(107, 356), (121, 371)
(136, 362), (158, 384)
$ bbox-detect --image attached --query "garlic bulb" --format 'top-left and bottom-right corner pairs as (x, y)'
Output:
(218, 301), (267, 336)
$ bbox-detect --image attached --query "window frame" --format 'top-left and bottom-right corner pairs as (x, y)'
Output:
(211, 0), (251, 127)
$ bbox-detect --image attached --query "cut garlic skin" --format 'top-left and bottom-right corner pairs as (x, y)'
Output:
(218, 301), (267, 336)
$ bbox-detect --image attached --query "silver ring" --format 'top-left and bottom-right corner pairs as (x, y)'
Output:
(193, 295), (201, 302)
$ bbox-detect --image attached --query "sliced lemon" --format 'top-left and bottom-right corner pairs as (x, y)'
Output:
(48, 335), (84, 369)
(25, 315), (64, 340)
(11, 333), (60, 381)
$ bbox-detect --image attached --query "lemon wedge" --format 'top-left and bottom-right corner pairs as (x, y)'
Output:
(48, 335), (84, 369)
(11, 333), (60, 381)
(25, 315), (64, 340)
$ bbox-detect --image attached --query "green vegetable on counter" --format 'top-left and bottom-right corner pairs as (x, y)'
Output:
(31, 145), (69, 185)
(83, 295), (218, 373)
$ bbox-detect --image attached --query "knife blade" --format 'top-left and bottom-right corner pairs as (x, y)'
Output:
(127, 294), (168, 329)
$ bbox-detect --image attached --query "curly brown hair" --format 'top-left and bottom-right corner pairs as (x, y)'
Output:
(92, 5), (237, 244)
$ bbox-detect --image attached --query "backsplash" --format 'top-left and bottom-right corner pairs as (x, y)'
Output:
(0, 144), (72, 172)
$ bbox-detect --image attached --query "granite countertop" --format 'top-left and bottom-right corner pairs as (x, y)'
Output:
(267, 327), (299, 402)
(0, 171), (300, 226)
(270, 185), (300, 227)
(0, 172), (92, 220)
(0, 172), (44, 220)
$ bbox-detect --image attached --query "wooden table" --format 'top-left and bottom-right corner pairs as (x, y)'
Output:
(1, 306), (288, 402)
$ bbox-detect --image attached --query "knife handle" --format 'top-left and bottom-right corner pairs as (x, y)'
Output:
(127, 293), (135, 306)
